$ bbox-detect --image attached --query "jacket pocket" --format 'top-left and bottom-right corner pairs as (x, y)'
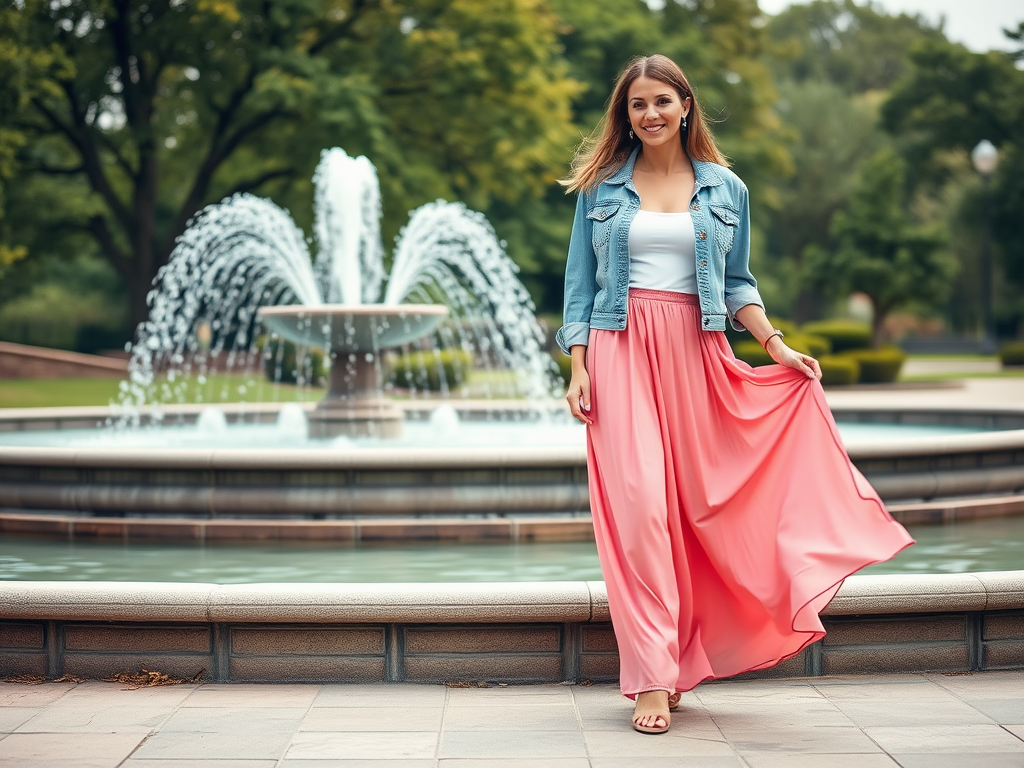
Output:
(709, 204), (738, 255)
(587, 201), (622, 250)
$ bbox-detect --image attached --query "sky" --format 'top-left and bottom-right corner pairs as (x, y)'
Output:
(758, 0), (1023, 53)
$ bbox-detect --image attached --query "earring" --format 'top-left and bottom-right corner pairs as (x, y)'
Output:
(628, 128), (634, 140)
(682, 115), (688, 130)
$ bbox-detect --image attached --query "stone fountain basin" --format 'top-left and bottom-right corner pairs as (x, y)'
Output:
(257, 304), (449, 351)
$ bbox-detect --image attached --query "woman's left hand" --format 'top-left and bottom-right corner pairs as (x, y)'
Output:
(767, 337), (821, 380)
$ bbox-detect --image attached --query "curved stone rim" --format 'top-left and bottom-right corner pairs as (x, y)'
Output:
(1, 571), (1021, 624)
(1, 405), (1024, 465)
(257, 303), (450, 317)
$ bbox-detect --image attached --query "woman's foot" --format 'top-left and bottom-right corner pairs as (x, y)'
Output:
(632, 689), (671, 734)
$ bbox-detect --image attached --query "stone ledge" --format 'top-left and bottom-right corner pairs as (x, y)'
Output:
(2, 572), (1021, 625)
(0, 341), (126, 380)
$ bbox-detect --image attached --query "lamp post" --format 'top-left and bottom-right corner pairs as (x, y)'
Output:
(971, 139), (999, 353)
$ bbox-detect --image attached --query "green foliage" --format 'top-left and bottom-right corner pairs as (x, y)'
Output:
(1, 0), (582, 326)
(389, 349), (475, 392)
(732, 331), (829, 367)
(768, 317), (799, 337)
(762, 1), (947, 321)
(766, 0), (946, 94)
(766, 80), (884, 320)
(0, 282), (126, 352)
(818, 354), (860, 386)
(841, 346), (906, 383)
(261, 338), (325, 387)
(553, 351), (573, 387)
(799, 319), (872, 352)
(803, 150), (954, 347)
(882, 38), (1024, 332)
(732, 339), (772, 367)
(999, 342), (1024, 367)
(789, 333), (831, 358)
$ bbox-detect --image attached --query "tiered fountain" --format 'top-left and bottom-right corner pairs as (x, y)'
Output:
(117, 147), (559, 438)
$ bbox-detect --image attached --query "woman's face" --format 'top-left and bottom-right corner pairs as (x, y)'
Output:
(626, 75), (691, 149)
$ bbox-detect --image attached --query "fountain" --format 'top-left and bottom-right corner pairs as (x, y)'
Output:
(0, 149), (1022, 686)
(116, 148), (559, 438)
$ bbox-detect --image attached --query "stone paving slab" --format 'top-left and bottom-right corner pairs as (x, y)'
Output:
(0, 671), (1021, 766)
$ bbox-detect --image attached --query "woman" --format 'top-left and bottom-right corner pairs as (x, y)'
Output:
(557, 54), (913, 735)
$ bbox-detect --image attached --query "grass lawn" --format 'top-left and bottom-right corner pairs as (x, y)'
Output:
(900, 369), (1024, 382)
(4, 355), (1017, 408)
(0, 368), (526, 409)
(0, 374), (323, 409)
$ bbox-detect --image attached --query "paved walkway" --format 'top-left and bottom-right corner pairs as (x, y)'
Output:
(1, 671), (1022, 767)
(823, 376), (1024, 410)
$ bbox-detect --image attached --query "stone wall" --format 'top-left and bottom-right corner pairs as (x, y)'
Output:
(1, 574), (1021, 684)
(0, 341), (126, 379)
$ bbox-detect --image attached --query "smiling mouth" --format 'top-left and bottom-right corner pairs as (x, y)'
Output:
(642, 125), (665, 132)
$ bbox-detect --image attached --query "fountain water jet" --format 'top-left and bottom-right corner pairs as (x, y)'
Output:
(117, 148), (560, 438)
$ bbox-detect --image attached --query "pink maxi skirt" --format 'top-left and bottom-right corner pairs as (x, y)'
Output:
(586, 288), (914, 699)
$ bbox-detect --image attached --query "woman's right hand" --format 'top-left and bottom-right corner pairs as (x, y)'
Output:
(566, 366), (593, 426)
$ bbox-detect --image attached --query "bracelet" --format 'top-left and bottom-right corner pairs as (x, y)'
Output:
(761, 329), (785, 351)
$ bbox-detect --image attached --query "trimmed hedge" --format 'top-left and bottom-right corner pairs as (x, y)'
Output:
(842, 346), (906, 383)
(799, 320), (872, 352)
(1000, 341), (1024, 367)
(554, 351), (573, 386)
(731, 332), (831, 368)
(789, 333), (831, 358)
(261, 337), (326, 386)
(768, 317), (799, 337)
(819, 355), (860, 386)
(732, 339), (773, 367)
(389, 349), (474, 391)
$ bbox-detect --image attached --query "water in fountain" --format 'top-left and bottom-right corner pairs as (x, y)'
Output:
(113, 148), (561, 432)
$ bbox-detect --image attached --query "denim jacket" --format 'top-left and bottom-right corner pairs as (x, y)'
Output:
(555, 146), (764, 355)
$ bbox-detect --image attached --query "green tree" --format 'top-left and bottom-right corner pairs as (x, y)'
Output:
(768, 80), (883, 320)
(761, 0), (949, 321)
(805, 150), (954, 348)
(766, 0), (945, 94)
(0, 0), (580, 330)
(881, 38), (1024, 334)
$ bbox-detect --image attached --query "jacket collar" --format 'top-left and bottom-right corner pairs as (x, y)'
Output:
(601, 145), (725, 189)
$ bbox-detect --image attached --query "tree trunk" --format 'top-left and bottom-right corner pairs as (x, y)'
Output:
(871, 301), (887, 350)
(793, 287), (826, 325)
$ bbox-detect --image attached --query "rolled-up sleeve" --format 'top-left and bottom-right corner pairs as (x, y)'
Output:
(723, 182), (764, 331)
(556, 191), (599, 355)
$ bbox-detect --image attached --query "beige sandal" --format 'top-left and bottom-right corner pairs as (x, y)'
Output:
(668, 692), (681, 711)
(632, 691), (671, 735)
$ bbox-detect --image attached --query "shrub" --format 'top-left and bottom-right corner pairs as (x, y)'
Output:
(0, 283), (126, 352)
(768, 317), (799, 337)
(731, 332), (830, 368)
(818, 355), (860, 386)
(842, 346), (906, 383)
(786, 333), (831, 358)
(553, 351), (573, 386)
(1000, 341), (1024, 367)
(261, 337), (326, 386)
(799, 319), (872, 352)
(389, 349), (474, 391)
(732, 339), (773, 367)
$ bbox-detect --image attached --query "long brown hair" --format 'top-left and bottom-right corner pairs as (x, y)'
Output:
(561, 54), (728, 194)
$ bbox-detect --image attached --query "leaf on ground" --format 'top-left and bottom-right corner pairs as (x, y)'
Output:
(105, 667), (205, 690)
(4, 674), (46, 684)
(52, 674), (85, 683)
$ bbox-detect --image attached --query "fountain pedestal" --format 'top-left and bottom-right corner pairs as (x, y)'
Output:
(258, 305), (448, 439)
(310, 354), (402, 438)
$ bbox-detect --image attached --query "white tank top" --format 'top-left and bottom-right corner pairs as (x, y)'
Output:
(627, 210), (698, 293)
